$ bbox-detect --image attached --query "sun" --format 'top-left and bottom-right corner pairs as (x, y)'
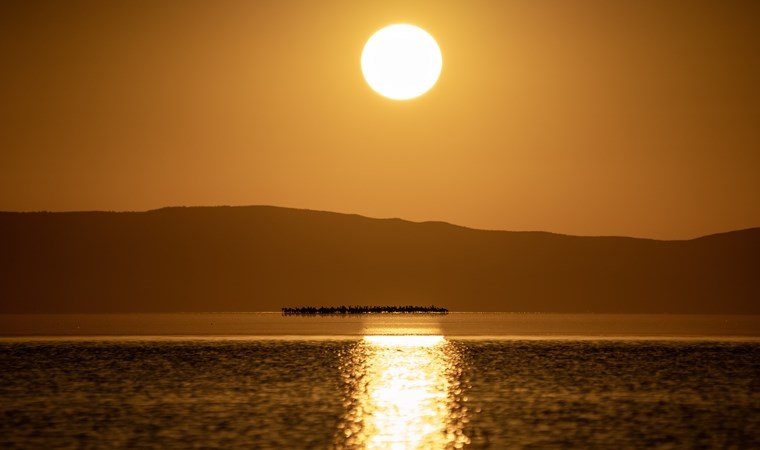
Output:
(361, 24), (443, 101)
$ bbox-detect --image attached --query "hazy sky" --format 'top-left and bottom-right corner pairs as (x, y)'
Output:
(2, 0), (758, 239)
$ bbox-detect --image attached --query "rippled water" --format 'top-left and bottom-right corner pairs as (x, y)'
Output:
(1, 338), (758, 449)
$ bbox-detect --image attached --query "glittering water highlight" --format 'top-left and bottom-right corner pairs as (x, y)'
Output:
(334, 336), (469, 449)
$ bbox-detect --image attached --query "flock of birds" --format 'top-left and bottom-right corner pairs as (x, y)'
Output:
(281, 305), (449, 315)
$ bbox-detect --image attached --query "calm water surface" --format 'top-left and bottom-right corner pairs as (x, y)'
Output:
(1, 314), (758, 449)
(2, 312), (759, 337)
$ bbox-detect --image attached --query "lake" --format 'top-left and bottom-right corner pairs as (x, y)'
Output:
(1, 313), (758, 449)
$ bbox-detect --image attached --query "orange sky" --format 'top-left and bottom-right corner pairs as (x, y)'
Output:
(1, 0), (758, 239)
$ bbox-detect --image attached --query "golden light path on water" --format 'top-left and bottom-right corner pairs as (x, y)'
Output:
(335, 335), (469, 449)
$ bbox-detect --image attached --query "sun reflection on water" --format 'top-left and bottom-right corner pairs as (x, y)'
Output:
(335, 335), (469, 449)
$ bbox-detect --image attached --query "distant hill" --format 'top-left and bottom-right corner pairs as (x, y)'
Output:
(0, 206), (758, 313)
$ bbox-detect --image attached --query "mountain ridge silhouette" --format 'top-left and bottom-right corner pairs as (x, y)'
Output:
(1, 205), (757, 313)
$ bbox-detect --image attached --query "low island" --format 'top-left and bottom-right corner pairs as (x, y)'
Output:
(281, 305), (449, 315)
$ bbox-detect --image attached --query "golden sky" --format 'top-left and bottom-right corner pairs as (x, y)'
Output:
(1, 0), (758, 239)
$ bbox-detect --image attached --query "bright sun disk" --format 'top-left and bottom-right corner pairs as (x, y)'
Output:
(361, 24), (442, 100)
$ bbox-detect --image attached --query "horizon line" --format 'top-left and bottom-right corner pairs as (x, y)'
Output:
(1, 203), (757, 241)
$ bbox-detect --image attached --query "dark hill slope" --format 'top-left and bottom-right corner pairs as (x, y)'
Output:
(0, 206), (757, 313)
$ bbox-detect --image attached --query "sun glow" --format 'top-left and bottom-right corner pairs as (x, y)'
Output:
(361, 24), (442, 100)
(335, 335), (469, 449)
